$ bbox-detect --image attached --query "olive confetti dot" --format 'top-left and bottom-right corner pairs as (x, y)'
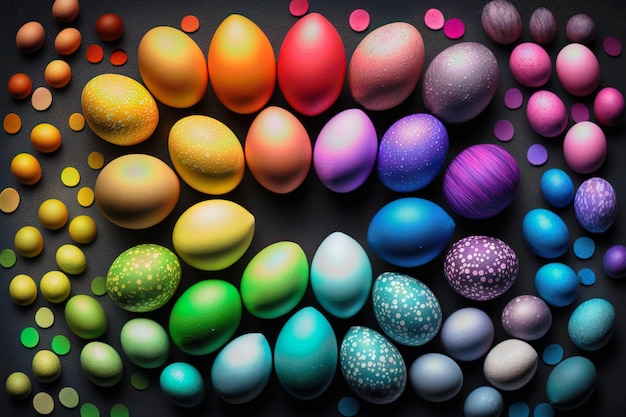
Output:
(0, 187), (20, 213)
(0, 248), (17, 268)
(33, 391), (55, 415)
(91, 276), (107, 296)
(58, 386), (80, 408)
(35, 306), (55, 329)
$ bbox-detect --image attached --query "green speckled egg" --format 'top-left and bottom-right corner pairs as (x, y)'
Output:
(106, 243), (181, 312)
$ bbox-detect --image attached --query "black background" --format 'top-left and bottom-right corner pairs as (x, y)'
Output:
(2, 1), (626, 416)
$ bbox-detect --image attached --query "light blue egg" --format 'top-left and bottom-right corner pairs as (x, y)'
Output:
(211, 333), (272, 404)
(463, 386), (504, 417)
(535, 263), (579, 307)
(568, 298), (615, 351)
(546, 356), (596, 410)
(339, 326), (407, 404)
(440, 307), (494, 361)
(540, 168), (575, 208)
(274, 307), (337, 400)
(522, 208), (570, 259)
(160, 362), (205, 408)
(310, 231), (373, 319)
(409, 353), (463, 402)
(367, 197), (455, 268)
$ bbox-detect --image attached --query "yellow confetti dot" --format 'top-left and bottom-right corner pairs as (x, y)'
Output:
(3, 113), (22, 134)
(0, 188), (20, 213)
(87, 151), (105, 169)
(77, 187), (95, 207)
(61, 167), (80, 187)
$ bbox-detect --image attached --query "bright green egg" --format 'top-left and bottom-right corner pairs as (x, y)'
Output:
(106, 243), (182, 312)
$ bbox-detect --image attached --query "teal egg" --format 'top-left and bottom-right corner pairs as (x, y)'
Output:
(546, 356), (596, 410)
(274, 307), (337, 400)
(568, 298), (615, 351)
(160, 362), (205, 408)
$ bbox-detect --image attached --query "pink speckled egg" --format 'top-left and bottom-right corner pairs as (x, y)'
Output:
(509, 42), (551, 88)
(501, 295), (552, 341)
(313, 109), (378, 193)
(593, 87), (625, 127)
(556, 43), (600, 97)
(526, 90), (568, 138)
(444, 235), (519, 301)
(563, 121), (606, 174)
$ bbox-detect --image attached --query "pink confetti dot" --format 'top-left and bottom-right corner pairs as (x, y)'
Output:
(571, 103), (590, 122)
(424, 8), (445, 30)
(527, 143), (548, 166)
(504, 88), (523, 109)
(289, 0), (309, 17)
(604, 36), (622, 57)
(443, 18), (465, 40)
(349, 9), (370, 32)
(494, 119), (515, 142)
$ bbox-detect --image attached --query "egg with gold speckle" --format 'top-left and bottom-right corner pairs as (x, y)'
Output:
(106, 243), (182, 312)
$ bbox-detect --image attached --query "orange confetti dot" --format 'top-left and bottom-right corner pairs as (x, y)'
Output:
(181, 15), (200, 33)
(77, 187), (95, 207)
(0, 188), (20, 213)
(110, 49), (128, 66)
(87, 151), (105, 170)
(86, 44), (104, 64)
(31, 87), (53, 111)
(3, 113), (22, 134)
(69, 113), (85, 131)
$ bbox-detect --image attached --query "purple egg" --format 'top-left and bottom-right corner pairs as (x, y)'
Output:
(574, 177), (617, 233)
(443, 235), (519, 301)
(603, 245), (626, 279)
(422, 42), (498, 124)
(377, 113), (448, 192)
(313, 108), (378, 193)
(509, 42), (551, 88)
(529, 7), (557, 44)
(502, 295), (552, 341)
(442, 144), (521, 220)
(526, 90), (568, 138)
(481, 0), (522, 44)
(566, 13), (596, 44)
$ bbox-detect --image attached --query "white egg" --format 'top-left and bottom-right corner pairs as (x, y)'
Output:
(483, 339), (538, 391)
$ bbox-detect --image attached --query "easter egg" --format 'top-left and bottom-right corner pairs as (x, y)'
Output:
(310, 231), (373, 319)
(240, 241), (309, 319)
(463, 386), (504, 417)
(574, 177), (617, 233)
(593, 86), (625, 127)
(55, 243), (86, 275)
(5, 371), (32, 401)
(443, 144), (521, 219)
(208, 14), (275, 114)
(160, 362), (205, 408)
(440, 307), (494, 362)
(377, 113), (448, 193)
(483, 339), (538, 391)
(244, 106), (311, 194)
(211, 333), (272, 404)
(409, 353), (463, 402)
(10, 153), (41, 185)
(568, 298), (615, 351)
(313, 108), (377, 193)
(277, 12), (346, 116)
(422, 42), (498, 124)
(444, 235), (519, 301)
(522, 208), (570, 259)
(556, 43), (600, 97)
(30, 122), (61, 153)
(168, 115), (244, 195)
(13, 225), (44, 258)
(94, 154), (180, 230)
(546, 356), (596, 410)
(274, 307), (337, 400)
(81, 73), (159, 146)
(372, 272), (442, 346)
(32, 350), (61, 383)
(120, 318), (170, 368)
(540, 168), (575, 208)
(526, 90), (568, 138)
(172, 199), (254, 271)
(509, 42), (551, 88)
(169, 280), (242, 355)
(138, 26), (208, 108)
(348, 22), (425, 110)
(9, 274), (38, 306)
(563, 121), (607, 174)
(340, 326), (407, 404)
(535, 263), (579, 307)
(481, 0), (522, 44)
(38, 199), (68, 230)
(64, 294), (107, 339)
(501, 295), (552, 341)
(367, 197), (455, 268)
(80, 341), (123, 387)
(603, 244), (626, 278)
(529, 7), (557, 44)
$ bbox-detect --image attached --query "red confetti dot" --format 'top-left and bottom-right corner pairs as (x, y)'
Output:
(86, 44), (104, 64)
(443, 18), (465, 40)
(110, 49), (128, 66)
(424, 8), (445, 30)
(181, 15), (200, 33)
(603, 36), (622, 57)
(349, 9), (370, 32)
(289, 0), (309, 17)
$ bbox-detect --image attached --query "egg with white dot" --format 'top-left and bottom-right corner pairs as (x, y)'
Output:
(574, 177), (617, 233)
(568, 298), (615, 351)
(501, 295), (552, 341)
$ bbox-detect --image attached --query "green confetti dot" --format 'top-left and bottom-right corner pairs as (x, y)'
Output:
(110, 404), (130, 417)
(51, 335), (71, 355)
(0, 248), (17, 268)
(21, 326), (40, 348)
(58, 386), (79, 408)
(35, 307), (55, 329)
(80, 403), (100, 417)
(130, 371), (150, 391)
(91, 276), (108, 296)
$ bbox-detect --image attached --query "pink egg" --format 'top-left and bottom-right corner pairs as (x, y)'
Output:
(509, 42), (551, 88)
(526, 90), (568, 137)
(563, 121), (607, 174)
(593, 87), (625, 127)
(556, 43), (600, 96)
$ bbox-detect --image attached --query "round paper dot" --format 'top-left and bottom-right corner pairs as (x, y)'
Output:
(51, 335), (71, 355)
(4, 113), (22, 134)
(69, 113), (85, 131)
(527, 144), (548, 165)
(58, 387), (79, 408)
(509, 402), (530, 417)
(604, 36), (622, 57)
(80, 403), (100, 417)
(289, 0), (309, 17)
(21, 327), (40, 348)
(91, 276), (108, 296)
(77, 187), (95, 207)
(573, 236), (595, 259)
(110, 404), (130, 417)
(338, 397), (360, 417)
(35, 307), (55, 329)
(131, 371), (150, 391)
(110, 49), (128, 66)
(33, 392), (55, 415)
(349, 9), (370, 32)
(0, 248), (17, 268)
(534, 402), (555, 417)
(543, 343), (564, 365)
(86, 44), (104, 64)
(424, 8), (445, 30)
(504, 87), (524, 109)
(181, 15), (200, 33)
(0, 188), (20, 213)
(61, 167), (80, 187)
(31, 87), (52, 111)
(494, 119), (515, 141)
(578, 268), (596, 286)
(443, 18), (465, 39)
(88, 151), (105, 169)
(571, 103), (589, 122)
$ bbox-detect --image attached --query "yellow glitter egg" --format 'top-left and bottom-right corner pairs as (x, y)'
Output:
(55, 243), (87, 275)
(40, 270), (72, 303)
(68, 214), (97, 244)
(14, 225), (44, 258)
(9, 274), (38, 306)
(38, 199), (69, 230)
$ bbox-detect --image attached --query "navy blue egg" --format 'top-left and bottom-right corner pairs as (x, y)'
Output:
(522, 208), (570, 259)
(540, 168), (575, 208)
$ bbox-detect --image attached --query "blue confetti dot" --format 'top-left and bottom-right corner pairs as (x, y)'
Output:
(573, 237), (595, 259)
(578, 268), (596, 286)
(338, 396), (360, 417)
(534, 402), (555, 417)
(509, 401), (530, 417)
(542, 343), (564, 365)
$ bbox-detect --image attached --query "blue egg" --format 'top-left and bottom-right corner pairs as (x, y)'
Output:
(574, 177), (617, 233)
(409, 353), (463, 402)
(540, 168), (575, 208)
(535, 263), (579, 307)
(160, 362), (205, 408)
(440, 307), (494, 361)
(546, 356), (596, 410)
(377, 113), (449, 192)
(522, 208), (570, 259)
(463, 386), (504, 417)
(568, 298), (615, 351)
(367, 197), (455, 267)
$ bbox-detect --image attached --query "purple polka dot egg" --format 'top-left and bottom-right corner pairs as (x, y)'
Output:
(574, 177), (617, 233)
(444, 235), (519, 301)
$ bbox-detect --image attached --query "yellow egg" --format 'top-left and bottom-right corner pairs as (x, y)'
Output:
(38, 198), (69, 230)
(11, 153), (42, 185)
(9, 274), (38, 306)
(168, 115), (244, 195)
(68, 214), (97, 244)
(14, 225), (44, 258)
(30, 123), (62, 153)
(5, 371), (32, 400)
(81, 73), (159, 146)
(138, 26), (208, 108)
(32, 350), (62, 383)
(56, 243), (87, 275)
(40, 270), (71, 303)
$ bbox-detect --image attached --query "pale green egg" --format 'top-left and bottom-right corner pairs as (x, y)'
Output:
(80, 341), (123, 387)
(120, 318), (170, 368)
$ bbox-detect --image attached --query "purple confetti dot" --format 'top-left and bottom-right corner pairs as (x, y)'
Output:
(504, 87), (524, 109)
(571, 103), (590, 122)
(604, 36), (622, 57)
(494, 119), (514, 141)
(527, 144), (548, 165)
(443, 18), (465, 39)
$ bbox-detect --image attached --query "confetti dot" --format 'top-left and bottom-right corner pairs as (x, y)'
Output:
(35, 307), (55, 329)
(69, 113), (85, 131)
(338, 397), (360, 417)
(509, 402), (530, 417)
(573, 236), (595, 259)
(52, 335), (71, 356)
(504, 87), (523, 109)
(21, 327), (40, 348)
(604, 36), (622, 57)
(578, 268), (596, 286)
(33, 392), (55, 415)
(289, 0), (309, 17)
(542, 343), (564, 365)
(31, 87), (53, 111)
(80, 403), (100, 417)
(131, 371), (150, 391)
(349, 9), (370, 32)
(571, 103), (589, 122)
(110, 404), (130, 417)
(443, 18), (465, 39)
(424, 8), (445, 30)
(91, 276), (108, 296)
(494, 119), (515, 141)
(86, 44), (104, 64)
(61, 167), (80, 187)
(0, 188), (20, 213)
(110, 49), (128, 66)
(77, 187), (95, 207)
(527, 144), (548, 165)
(4, 113), (22, 134)
(534, 402), (555, 417)
(58, 387), (79, 408)
(181, 15), (200, 33)
(0, 248), (17, 268)
(88, 151), (105, 169)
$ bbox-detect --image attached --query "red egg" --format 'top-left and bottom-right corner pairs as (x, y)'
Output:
(277, 13), (346, 116)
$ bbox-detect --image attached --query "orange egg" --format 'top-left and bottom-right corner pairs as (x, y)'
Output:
(208, 14), (276, 114)
(7, 73), (32, 99)
(30, 123), (62, 153)
(52, 0), (80, 23)
(54, 28), (81, 55)
(11, 153), (42, 185)
(44, 60), (72, 88)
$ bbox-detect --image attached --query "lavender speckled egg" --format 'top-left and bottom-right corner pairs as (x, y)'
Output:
(556, 43), (600, 97)
(529, 7), (557, 44)
(313, 109), (378, 193)
(563, 121), (607, 174)
(603, 245), (626, 279)
(481, 0), (522, 44)
(593, 87), (625, 127)
(509, 42), (551, 88)
(422, 42), (498, 124)
(377, 113), (448, 192)
(440, 307), (494, 362)
(526, 90), (568, 138)
(501, 295), (552, 341)
(574, 177), (617, 233)
(444, 235), (519, 301)
(442, 144), (521, 220)
(566, 14), (596, 44)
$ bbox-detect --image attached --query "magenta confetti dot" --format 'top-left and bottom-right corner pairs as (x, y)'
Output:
(424, 8), (445, 30)
(494, 119), (515, 142)
(527, 144), (548, 166)
(504, 87), (523, 109)
(604, 36), (622, 57)
(443, 18), (465, 40)
(349, 9), (370, 32)
(289, 0), (309, 17)
(571, 103), (590, 122)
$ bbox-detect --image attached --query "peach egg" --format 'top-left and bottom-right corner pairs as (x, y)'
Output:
(54, 28), (81, 55)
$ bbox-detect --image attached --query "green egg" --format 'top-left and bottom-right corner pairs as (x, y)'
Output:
(80, 341), (123, 387)
(106, 243), (182, 312)
(5, 371), (32, 401)
(120, 318), (170, 369)
(65, 294), (107, 339)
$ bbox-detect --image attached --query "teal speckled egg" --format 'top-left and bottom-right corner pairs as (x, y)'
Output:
(546, 356), (596, 410)
(160, 362), (205, 408)
(568, 298), (615, 351)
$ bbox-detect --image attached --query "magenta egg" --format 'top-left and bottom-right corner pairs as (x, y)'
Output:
(529, 7), (557, 44)
(574, 177), (617, 233)
(556, 43), (600, 97)
(509, 42), (551, 88)
(526, 90), (568, 138)
(481, 0), (522, 44)
(593, 87), (625, 127)
(502, 295), (552, 341)
(563, 121), (607, 174)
